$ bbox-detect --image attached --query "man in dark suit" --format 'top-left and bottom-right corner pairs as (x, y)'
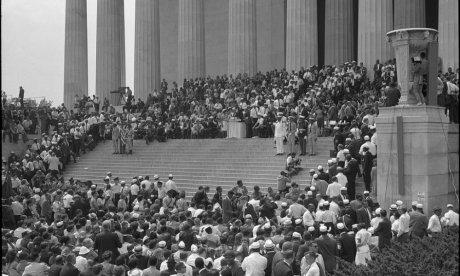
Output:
(315, 225), (338, 274)
(264, 240), (277, 276)
(362, 146), (373, 192)
(356, 200), (372, 228)
(273, 249), (294, 276)
(374, 209), (392, 250)
(94, 220), (122, 262)
(297, 116), (307, 155)
(59, 254), (80, 276)
(344, 154), (360, 200)
(222, 190), (234, 223)
(337, 223), (356, 263)
(409, 204), (429, 238)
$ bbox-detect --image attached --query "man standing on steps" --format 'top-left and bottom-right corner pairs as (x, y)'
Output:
(297, 115), (307, 155)
(165, 174), (178, 198)
(274, 114), (286, 156)
(112, 122), (121, 154)
(307, 117), (319, 156)
(286, 116), (297, 155)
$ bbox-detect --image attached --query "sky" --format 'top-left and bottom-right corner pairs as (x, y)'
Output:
(1, 0), (136, 106)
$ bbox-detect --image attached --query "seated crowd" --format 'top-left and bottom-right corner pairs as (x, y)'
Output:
(1, 61), (459, 276)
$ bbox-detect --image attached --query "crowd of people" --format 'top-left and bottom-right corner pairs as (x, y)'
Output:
(1, 59), (459, 276)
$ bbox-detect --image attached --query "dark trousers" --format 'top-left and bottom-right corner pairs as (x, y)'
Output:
(347, 180), (356, 200)
(299, 136), (306, 154)
(363, 171), (372, 192)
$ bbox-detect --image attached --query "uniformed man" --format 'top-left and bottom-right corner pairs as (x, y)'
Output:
(307, 117), (319, 156)
(286, 116), (297, 155)
(274, 114), (286, 156)
(297, 116), (307, 155)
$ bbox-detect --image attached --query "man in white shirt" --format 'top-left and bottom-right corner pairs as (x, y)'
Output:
(141, 176), (152, 191)
(303, 203), (316, 227)
(325, 178), (342, 198)
(241, 242), (267, 276)
(165, 174), (177, 195)
(441, 204), (459, 226)
(359, 136), (377, 156)
(427, 207), (442, 234)
(274, 115), (286, 155)
(62, 191), (74, 209)
(335, 167), (348, 187)
(397, 207), (410, 242)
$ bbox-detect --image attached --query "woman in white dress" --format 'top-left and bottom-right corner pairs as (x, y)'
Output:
(355, 223), (372, 266)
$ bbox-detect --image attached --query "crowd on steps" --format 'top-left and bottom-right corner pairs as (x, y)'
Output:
(1, 61), (459, 276)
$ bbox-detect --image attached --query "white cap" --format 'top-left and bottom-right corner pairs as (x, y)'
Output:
(191, 244), (198, 252)
(308, 226), (315, 232)
(367, 227), (375, 234)
(416, 203), (423, 209)
(313, 174), (318, 179)
(317, 165), (323, 170)
(307, 191), (313, 196)
(281, 202), (288, 207)
(158, 241), (166, 248)
(168, 174), (173, 178)
(352, 224), (358, 229)
(331, 158), (337, 163)
(364, 135), (370, 141)
(319, 225), (328, 232)
(447, 204), (454, 208)
(245, 214), (252, 219)
(107, 172), (112, 175)
(178, 241), (185, 249)
(375, 208), (381, 215)
(294, 219), (302, 225)
(343, 199), (350, 204)
(132, 213), (140, 218)
(249, 242), (260, 250)
(318, 202), (324, 207)
(396, 200), (403, 206)
(154, 175), (159, 180)
(323, 201), (330, 206)
(79, 246), (90, 255)
(264, 240), (275, 249)
(310, 186), (316, 191)
(310, 169), (315, 173)
(327, 160), (333, 164)
(283, 220), (292, 226)
(340, 187), (347, 191)
(363, 191), (370, 194)
(343, 149), (349, 154)
(390, 204), (397, 209)
(412, 201), (418, 206)
(292, 232), (301, 238)
(105, 176), (110, 180)
(337, 223), (345, 230)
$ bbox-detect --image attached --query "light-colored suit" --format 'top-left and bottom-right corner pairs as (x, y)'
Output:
(307, 122), (319, 154)
(112, 126), (121, 153)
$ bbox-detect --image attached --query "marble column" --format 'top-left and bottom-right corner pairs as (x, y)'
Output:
(96, 0), (125, 105)
(438, 0), (459, 72)
(394, 0), (425, 29)
(228, 0), (257, 76)
(64, 0), (88, 109)
(357, 0), (393, 79)
(286, 0), (317, 71)
(178, 0), (205, 84)
(324, 0), (354, 65)
(134, 0), (160, 101)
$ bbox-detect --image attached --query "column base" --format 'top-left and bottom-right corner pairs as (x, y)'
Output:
(375, 106), (459, 212)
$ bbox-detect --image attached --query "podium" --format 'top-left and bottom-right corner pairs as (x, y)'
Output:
(227, 119), (246, 138)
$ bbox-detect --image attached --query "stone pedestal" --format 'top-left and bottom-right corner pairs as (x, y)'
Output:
(134, 0), (161, 101)
(64, 0), (88, 109)
(394, 0), (425, 29)
(357, 0), (393, 80)
(286, 0), (318, 71)
(375, 106), (459, 212)
(386, 28), (438, 106)
(178, 0), (205, 83)
(96, 0), (125, 105)
(438, 0), (459, 72)
(228, 0), (257, 76)
(324, 0), (354, 65)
